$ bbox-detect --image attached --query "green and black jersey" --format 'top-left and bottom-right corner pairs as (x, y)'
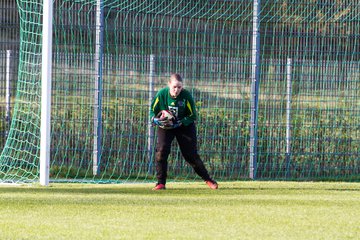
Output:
(150, 87), (197, 126)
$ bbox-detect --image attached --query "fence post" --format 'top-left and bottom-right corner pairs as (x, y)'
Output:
(249, 0), (261, 180)
(93, 0), (104, 176)
(5, 50), (13, 137)
(147, 54), (155, 173)
(285, 58), (292, 178)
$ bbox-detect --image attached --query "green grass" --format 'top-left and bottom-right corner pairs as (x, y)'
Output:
(0, 181), (360, 240)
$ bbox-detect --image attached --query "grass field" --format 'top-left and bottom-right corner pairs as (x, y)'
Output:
(0, 181), (360, 240)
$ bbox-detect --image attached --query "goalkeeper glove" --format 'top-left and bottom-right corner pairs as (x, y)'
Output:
(171, 119), (182, 129)
(152, 117), (161, 126)
(162, 119), (182, 129)
(151, 116), (170, 127)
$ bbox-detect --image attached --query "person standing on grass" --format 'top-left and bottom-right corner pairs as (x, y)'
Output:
(150, 73), (218, 190)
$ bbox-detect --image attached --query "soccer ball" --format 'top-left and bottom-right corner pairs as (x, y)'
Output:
(160, 110), (175, 121)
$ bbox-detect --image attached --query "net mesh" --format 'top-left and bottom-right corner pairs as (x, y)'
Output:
(0, 0), (359, 183)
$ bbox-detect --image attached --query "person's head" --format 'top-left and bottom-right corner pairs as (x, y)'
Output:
(168, 73), (183, 98)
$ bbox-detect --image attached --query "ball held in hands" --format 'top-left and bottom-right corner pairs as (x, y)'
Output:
(160, 110), (175, 121)
(153, 110), (181, 129)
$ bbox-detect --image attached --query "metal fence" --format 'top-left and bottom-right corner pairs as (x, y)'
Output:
(0, 0), (359, 182)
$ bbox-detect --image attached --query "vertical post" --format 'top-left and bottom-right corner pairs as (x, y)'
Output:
(249, 0), (261, 180)
(5, 50), (12, 137)
(285, 58), (292, 178)
(147, 54), (155, 173)
(93, 0), (104, 176)
(40, 0), (53, 186)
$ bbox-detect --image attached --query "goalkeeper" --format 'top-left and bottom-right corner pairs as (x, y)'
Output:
(150, 73), (218, 190)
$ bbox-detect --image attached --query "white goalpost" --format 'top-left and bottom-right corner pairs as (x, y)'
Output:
(40, 0), (53, 186)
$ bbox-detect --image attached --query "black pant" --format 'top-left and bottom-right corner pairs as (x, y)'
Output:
(155, 123), (212, 184)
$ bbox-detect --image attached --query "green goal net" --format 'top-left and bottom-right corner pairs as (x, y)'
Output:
(0, 0), (359, 183)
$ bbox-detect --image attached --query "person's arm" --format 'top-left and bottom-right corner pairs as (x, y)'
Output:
(150, 94), (161, 120)
(180, 92), (197, 126)
(150, 90), (170, 127)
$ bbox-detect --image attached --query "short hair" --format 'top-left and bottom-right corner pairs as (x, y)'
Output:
(170, 73), (183, 82)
